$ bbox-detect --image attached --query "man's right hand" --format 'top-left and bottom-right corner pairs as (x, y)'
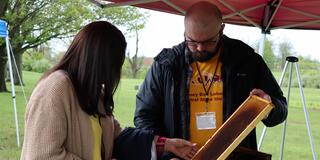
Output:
(164, 138), (198, 160)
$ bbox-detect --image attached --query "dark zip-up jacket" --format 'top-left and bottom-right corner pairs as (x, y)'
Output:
(134, 35), (287, 152)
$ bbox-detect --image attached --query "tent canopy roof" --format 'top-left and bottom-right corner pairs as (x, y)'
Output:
(93, 0), (320, 32)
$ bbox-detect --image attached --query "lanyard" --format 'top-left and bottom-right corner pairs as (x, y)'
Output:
(195, 54), (220, 112)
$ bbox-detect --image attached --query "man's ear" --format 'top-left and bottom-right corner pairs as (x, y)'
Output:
(218, 23), (225, 38)
(221, 23), (225, 33)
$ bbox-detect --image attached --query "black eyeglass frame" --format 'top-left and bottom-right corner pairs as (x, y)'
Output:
(184, 24), (224, 48)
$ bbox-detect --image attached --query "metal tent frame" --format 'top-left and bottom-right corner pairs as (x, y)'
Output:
(92, 0), (320, 55)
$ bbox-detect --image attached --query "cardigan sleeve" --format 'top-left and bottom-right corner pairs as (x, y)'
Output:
(113, 118), (122, 139)
(20, 76), (83, 160)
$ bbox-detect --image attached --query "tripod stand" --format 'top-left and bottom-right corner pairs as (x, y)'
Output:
(0, 19), (26, 147)
(257, 56), (317, 160)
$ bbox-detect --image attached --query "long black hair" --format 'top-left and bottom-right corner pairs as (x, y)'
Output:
(43, 21), (126, 116)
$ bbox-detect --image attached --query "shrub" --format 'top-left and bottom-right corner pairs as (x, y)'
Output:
(32, 58), (52, 73)
(22, 51), (53, 73)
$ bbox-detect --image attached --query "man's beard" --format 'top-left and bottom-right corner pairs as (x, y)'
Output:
(186, 38), (222, 62)
(189, 50), (215, 62)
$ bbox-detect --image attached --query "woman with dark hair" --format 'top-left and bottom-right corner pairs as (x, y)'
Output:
(21, 21), (196, 160)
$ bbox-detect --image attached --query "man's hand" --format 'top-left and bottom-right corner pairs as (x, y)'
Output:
(164, 138), (197, 160)
(250, 88), (272, 102)
(250, 88), (272, 120)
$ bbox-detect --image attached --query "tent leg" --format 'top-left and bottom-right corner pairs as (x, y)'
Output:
(258, 60), (288, 151)
(5, 36), (20, 147)
(294, 62), (318, 160)
(258, 33), (266, 56)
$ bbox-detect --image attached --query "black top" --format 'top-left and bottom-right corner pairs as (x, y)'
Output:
(134, 35), (288, 159)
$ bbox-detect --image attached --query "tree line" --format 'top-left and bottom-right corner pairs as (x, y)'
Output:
(0, 0), (148, 92)
(1, 1), (319, 91)
(21, 46), (150, 79)
(260, 38), (320, 88)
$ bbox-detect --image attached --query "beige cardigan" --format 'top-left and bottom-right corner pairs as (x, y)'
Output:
(21, 70), (122, 160)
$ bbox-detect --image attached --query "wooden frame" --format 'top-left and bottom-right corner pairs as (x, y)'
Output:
(192, 95), (274, 160)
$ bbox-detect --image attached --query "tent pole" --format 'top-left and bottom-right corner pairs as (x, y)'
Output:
(5, 36), (20, 147)
(258, 33), (266, 56)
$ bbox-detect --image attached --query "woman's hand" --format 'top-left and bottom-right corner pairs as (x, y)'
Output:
(164, 138), (197, 160)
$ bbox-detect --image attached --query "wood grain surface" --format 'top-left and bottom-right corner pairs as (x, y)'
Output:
(192, 95), (274, 160)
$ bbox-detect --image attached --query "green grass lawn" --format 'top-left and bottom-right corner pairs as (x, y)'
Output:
(0, 71), (319, 159)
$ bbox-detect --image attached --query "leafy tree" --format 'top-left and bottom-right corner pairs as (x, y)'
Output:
(23, 51), (52, 73)
(0, 0), (147, 91)
(298, 55), (320, 70)
(278, 41), (294, 69)
(125, 9), (149, 78)
(262, 38), (277, 71)
(127, 50), (144, 78)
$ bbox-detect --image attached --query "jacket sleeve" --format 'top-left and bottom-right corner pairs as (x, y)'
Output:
(20, 80), (82, 160)
(134, 61), (166, 135)
(255, 54), (288, 127)
(113, 127), (154, 160)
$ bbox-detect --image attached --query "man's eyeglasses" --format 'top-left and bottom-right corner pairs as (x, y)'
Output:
(185, 26), (223, 48)
(185, 38), (218, 48)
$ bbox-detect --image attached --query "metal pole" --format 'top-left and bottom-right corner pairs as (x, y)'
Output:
(257, 122), (267, 151)
(295, 63), (317, 160)
(258, 60), (289, 150)
(8, 40), (27, 103)
(280, 60), (294, 160)
(258, 33), (266, 56)
(5, 36), (20, 147)
(278, 61), (289, 87)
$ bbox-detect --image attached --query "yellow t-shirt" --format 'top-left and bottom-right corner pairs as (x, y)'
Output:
(90, 116), (102, 160)
(189, 54), (223, 147)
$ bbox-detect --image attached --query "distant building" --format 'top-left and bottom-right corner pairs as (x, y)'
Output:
(143, 57), (154, 66)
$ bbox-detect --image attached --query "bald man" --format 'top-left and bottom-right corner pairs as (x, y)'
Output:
(135, 1), (287, 159)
